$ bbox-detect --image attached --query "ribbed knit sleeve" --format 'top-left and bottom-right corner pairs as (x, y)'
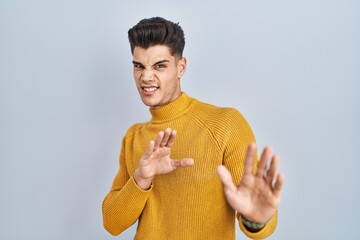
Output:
(221, 108), (256, 182)
(220, 108), (278, 239)
(102, 136), (153, 236)
(238, 211), (278, 239)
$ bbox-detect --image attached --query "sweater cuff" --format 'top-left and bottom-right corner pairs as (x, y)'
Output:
(131, 175), (154, 192)
(238, 211), (278, 239)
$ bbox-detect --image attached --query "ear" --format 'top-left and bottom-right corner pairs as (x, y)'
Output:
(177, 57), (187, 78)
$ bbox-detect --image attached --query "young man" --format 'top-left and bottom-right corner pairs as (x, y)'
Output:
(102, 17), (284, 240)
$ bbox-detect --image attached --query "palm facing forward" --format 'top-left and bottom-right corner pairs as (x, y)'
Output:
(217, 142), (284, 224)
(134, 128), (194, 189)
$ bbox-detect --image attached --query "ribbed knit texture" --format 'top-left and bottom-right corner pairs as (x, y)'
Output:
(102, 92), (277, 239)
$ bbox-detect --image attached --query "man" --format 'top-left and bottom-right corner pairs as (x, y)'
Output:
(102, 17), (284, 240)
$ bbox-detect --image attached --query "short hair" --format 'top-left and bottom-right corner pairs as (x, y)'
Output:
(128, 17), (185, 57)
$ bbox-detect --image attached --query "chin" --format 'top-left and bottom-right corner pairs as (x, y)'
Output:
(141, 98), (159, 108)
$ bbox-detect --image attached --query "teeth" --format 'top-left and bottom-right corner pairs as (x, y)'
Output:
(144, 87), (157, 92)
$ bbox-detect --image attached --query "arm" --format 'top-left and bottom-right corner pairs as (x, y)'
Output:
(216, 110), (284, 239)
(102, 139), (152, 236)
(218, 143), (284, 239)
(102, 128), (194, 235)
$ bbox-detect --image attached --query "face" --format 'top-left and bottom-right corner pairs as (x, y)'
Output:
(132, 45), (186, 109)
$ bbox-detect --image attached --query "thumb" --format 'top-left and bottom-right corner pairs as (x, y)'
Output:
(217, 165), (237, 192)
(173, 158), (194, 167)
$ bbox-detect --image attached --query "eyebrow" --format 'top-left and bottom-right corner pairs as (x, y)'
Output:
(132, 60), (143, 66)
(132, 60), (170, 66)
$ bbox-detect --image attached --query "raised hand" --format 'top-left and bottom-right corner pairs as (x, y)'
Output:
(134, 128), (194, 189)
(216, 143), (284, 224)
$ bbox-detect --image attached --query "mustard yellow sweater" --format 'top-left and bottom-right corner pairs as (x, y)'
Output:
(102, 93), (277, 239)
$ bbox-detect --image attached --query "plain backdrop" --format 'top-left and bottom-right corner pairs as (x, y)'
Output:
(1, 0), (359, 239)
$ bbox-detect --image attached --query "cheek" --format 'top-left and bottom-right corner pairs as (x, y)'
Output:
(133, 72), (141, 82)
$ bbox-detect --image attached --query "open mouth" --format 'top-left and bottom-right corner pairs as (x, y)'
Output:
(142, 86), (159, 95)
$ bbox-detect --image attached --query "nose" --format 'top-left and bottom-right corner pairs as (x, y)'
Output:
(141, 68), (155, 83)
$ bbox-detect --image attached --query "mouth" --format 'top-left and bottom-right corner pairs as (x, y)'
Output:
(141, 86), (159, 96)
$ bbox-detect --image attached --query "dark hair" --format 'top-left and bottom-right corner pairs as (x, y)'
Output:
(128, 17), (185, 57)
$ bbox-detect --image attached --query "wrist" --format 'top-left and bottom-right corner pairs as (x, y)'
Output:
(134, 169), (153, 190)
(241, 215), (267, 231)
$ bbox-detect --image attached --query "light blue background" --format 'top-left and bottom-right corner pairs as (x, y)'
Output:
(1, 0), (359, 239)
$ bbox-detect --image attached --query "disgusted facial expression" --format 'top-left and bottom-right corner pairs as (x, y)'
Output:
(132, 45), (186, 109)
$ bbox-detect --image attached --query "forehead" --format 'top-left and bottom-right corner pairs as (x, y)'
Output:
(133, 45), (175, 63)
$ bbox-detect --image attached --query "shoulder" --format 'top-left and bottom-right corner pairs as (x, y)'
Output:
(189, 99), (249, 130)
(123, 122), (147, 139)
(189, 99), (255, 147)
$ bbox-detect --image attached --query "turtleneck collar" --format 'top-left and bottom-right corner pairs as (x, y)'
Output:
(149, 92), (194, 123)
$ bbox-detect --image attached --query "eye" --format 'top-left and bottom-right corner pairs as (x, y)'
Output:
(155, 63), (167, 69)
(133, 64), (144, 70)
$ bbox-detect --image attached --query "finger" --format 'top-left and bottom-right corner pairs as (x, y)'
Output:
(244, 142), (257, 175)
(143, 140), (155, 158)
(216, 165), (237, 192)
(256, 146), (272, 178)
(273, 173), (284, 197)
(165, 129), (177, 148)
(265, 155), (279, 185)
(160, 128), (172, 147)
(153, 131), (164, 151)
(173, 158), (194, 167)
